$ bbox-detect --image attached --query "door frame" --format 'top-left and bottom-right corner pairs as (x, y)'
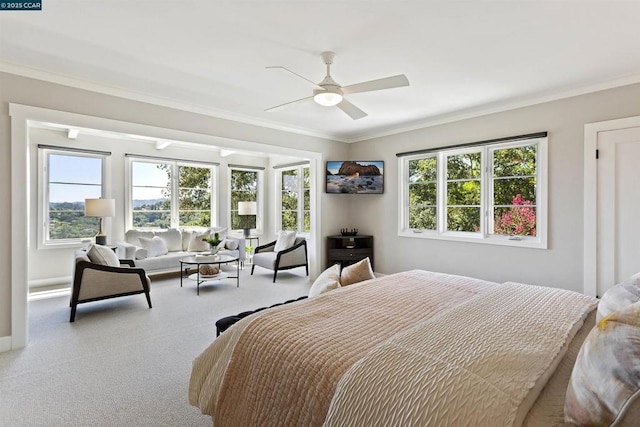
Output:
(584, 115), (640, 297)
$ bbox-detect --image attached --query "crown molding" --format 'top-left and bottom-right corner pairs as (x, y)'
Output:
(343, 73), (640, 143)
(3, 61), (639, 145)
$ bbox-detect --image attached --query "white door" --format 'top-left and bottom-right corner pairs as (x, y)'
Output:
(596, 126), (640, 296)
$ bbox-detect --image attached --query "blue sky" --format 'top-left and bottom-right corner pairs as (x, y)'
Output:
(49, 155), (170, 202)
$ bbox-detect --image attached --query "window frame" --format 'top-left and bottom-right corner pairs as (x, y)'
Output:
(398, 136), (547, 248)
(126, 157), (217, 230)
(38, 147), (109, 249)
(275, 164), (311, 236)
(228, 166), (264, 235)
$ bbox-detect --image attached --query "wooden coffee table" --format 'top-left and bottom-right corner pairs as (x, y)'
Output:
(179, 254), (239, 295)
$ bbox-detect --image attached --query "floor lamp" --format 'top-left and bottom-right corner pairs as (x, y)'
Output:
(85, 198), (115, 245)
(238, 201), (257, 238)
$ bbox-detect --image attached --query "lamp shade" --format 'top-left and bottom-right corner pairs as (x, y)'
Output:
(85, 198), (115, 217)
(238, 201), (257, 215)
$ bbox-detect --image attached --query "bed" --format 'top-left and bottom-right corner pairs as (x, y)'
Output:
(189, 269), (638, 426)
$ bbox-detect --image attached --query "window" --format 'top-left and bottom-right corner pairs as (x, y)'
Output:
(278, 165), (310, 233)
(399, 135), (547, 248)
(40, 148), (107, 246)
(229, 168), (260, 232)
(129, 158), (214, 229)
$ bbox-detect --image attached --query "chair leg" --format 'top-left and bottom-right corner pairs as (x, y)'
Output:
(251, 265), (255, 275)
(145, 291), (152, 308)
(273, 270), (278, 283)
(70, 305), (77, 323)
(305, 264), (309, 276)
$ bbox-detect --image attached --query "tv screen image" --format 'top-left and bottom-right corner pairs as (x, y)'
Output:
(326, 161), (384, 194)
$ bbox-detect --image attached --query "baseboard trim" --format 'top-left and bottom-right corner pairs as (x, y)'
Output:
(0, 336), (12, 353)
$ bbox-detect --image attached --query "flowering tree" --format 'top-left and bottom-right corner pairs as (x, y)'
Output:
(494, 194), (536, 236)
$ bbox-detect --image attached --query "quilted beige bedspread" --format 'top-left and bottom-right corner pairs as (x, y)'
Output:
(189, 270), (597, 427)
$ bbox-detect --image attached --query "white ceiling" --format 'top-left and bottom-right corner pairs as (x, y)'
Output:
(1, 1), (639, 142)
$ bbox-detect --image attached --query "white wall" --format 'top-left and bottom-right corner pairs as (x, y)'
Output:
(348, 83), (640, 293)
(0, 71), (349, 341)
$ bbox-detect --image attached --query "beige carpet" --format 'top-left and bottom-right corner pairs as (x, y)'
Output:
(0, 266), (311, 426)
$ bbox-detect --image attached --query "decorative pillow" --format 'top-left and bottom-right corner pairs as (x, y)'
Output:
(597, 281), (640, 323)
(224, 239), (239, 250)
(153, 228), (182, 252)
(340, 257), (375, 286)
(274, 230), (297, 252)
(210, 226), (229, 239)
(187, 230), (211, 252)
(124, 229), (154, 246)
(135, 247), (148, 260)
(139, 236), (169, 258)
(87, 244), (120, 267)
(565, 301), (640, 426)
(309, 264), (341, 298)
(181, 230), (193, 251)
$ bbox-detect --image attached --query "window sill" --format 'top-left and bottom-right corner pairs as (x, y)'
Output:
(398, 229), (547, 249)
(37, 240), (92, 251)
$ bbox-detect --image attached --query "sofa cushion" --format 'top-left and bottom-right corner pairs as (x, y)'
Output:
(188, 229), (211, 252)
(125, 229), (155, 246)
(154, 228), (182, 252)
(87, 244), (120, 267)
(139, 236), (169, 258)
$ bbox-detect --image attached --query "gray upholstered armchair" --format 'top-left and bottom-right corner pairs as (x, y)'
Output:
(71, 250), (152, 322)
(251, 237), (309, 282)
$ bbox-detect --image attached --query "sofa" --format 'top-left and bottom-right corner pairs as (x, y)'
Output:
(115, 227), (245, 274)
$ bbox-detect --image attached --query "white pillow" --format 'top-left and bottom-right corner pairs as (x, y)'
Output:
(210, 226), (229, 239)
(125, 229), (154, 246)
(188, 230), (211, 252)
(87, 244), (120, 267)
(309, 264), (341, 298)
(274, 230), (297, 252)
(139, 236), (169, 258)
(224, 239), (239, 250)
(181, 230), (193, 251)
(154, 228), (182, 252)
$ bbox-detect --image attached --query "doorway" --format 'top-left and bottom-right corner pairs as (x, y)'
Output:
(584, 116), (640, 297)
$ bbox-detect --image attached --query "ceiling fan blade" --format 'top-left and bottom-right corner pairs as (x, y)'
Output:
(264, 95), (314, 112)
(266, 66), (323, 90)
(337, 98), (368, 120)
(341, 74), (409, 95)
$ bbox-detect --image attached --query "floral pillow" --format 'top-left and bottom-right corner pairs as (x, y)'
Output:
(565, 301), (640, 426)
(597, 272), (640, 322)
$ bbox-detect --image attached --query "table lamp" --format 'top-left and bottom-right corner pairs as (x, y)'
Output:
(85, 198), (115, 245)
(238, 201), (257, 238)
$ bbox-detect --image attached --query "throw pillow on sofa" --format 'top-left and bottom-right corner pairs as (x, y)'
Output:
(224, 239), (239, 250)
(188, 230), (211, 252)
(139, 236), (169, 258)
(154, 228), (182, 252)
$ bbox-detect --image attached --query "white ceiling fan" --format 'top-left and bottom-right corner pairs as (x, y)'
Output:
(265, 51), (409, 120)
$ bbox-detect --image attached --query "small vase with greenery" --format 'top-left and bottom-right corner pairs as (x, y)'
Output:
(203, 232), (222, 255)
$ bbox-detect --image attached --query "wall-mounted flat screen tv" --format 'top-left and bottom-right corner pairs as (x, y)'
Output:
(326, 161), (384, 194)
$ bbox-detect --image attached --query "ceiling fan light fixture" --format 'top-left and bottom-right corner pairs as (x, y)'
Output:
(314, 91), (343, 106)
